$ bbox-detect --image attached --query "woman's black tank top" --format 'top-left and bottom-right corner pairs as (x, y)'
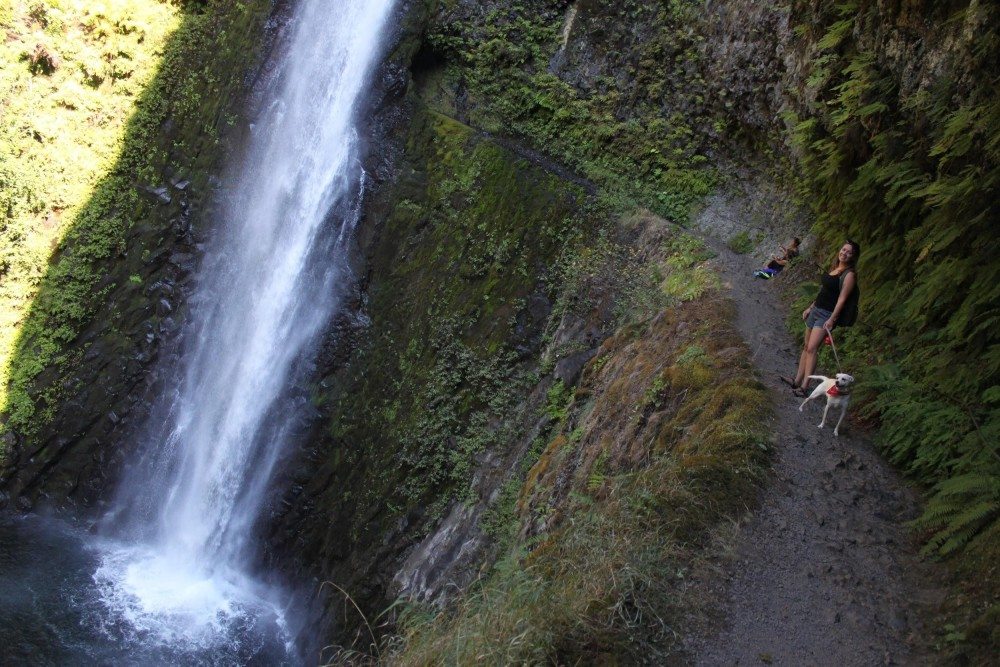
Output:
(815, 272), (842, 310)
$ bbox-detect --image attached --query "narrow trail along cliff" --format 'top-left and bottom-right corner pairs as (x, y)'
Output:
(685, 230), (945, 665)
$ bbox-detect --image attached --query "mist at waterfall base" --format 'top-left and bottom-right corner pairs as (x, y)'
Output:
(0, 0), (396, 662)
(0, 513), (290, 664)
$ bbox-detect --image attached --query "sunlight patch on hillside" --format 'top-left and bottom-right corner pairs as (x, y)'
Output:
(0, 0), (180, 410)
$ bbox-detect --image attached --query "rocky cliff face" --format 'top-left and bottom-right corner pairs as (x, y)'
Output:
(269, 0), (769, 644)
(286, 0), (998, 653)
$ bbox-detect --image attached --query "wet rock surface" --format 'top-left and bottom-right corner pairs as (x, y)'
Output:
(684, 200), (944, 665)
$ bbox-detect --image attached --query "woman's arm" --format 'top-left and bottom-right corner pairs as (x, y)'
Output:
(824, 271), (856, 330)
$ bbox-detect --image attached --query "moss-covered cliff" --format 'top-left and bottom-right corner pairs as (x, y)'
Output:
(348, 0), (998, 660)
(271, 0), (773, 657)
(269, 96), (592, 630)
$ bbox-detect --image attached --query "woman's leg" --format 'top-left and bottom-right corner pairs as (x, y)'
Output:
(796, 327), (826, 388)
(794, 326), (810, 386)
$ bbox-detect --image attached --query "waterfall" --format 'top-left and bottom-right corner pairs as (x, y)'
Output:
(91, 0), (396, 654)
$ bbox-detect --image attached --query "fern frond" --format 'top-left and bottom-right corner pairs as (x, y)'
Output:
(817, 18), (854, 50)
(939, 522), (985, 556)
(915, 471), (1000, 557)
(940, 500), (998, 532)
(935, 473), (1000, 498)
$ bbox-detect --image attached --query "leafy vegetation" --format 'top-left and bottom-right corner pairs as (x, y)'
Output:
(727, 230), (757, 254)
(394, 316), (528, 503)
(786, 0), (999, 657)
(660, 232), (719, 303)
(419, 0), (719, 224)
(542, 379), (572, 422)
(788, 0), (999, 555)
(912, 472), (1000, 557)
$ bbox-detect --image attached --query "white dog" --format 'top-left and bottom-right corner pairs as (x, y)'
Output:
(798, 373), (855, 436)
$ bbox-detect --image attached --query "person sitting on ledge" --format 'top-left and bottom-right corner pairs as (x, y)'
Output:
(754, 237), (800, 279)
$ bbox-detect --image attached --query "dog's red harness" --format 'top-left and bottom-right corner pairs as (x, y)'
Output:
(827, 385), (841, 397)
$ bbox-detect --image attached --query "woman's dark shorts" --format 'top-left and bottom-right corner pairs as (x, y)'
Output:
(806, 306), (833, 329)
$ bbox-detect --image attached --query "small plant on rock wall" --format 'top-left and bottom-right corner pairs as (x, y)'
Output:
(544, 379), (572, 422)
(727, 230), (756, 254)
(659, 233), (719, 303)
(676, 344), (708, 366)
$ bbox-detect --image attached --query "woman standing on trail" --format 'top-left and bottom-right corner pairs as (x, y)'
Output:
(781, 240), (860, 396)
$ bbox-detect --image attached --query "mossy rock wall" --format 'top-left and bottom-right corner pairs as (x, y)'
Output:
(303, 0), (998, 655)
(267, 95), (596, 632)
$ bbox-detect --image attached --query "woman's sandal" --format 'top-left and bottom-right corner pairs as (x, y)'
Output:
(780, 376), (809, 396)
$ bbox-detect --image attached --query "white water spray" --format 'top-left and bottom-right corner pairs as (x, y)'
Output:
(93, 0), (396, 653)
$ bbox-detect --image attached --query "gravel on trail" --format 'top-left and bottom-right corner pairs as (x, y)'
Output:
(683, 231), (946, 666)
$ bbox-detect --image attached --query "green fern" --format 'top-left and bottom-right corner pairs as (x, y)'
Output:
(789, 0), (1000, 558)
(587, 452), (608, 493)
(912, 472), (1000, 557)
(816, 17), (855, 50)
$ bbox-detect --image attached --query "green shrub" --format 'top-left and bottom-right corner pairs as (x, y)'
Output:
(727, 230), (756, 254)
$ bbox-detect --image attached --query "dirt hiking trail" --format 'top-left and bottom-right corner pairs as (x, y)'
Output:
(683, 231), (945, 666)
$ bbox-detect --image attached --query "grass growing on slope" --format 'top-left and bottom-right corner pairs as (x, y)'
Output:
(386, 238), (770, 663)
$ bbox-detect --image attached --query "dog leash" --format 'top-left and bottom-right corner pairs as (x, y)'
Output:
(824, 327), (843, 372)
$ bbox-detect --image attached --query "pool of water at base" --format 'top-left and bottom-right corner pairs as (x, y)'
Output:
(0, 513), (296, 666)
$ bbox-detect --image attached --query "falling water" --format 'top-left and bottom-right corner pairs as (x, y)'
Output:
(86, 0), (396, 658)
